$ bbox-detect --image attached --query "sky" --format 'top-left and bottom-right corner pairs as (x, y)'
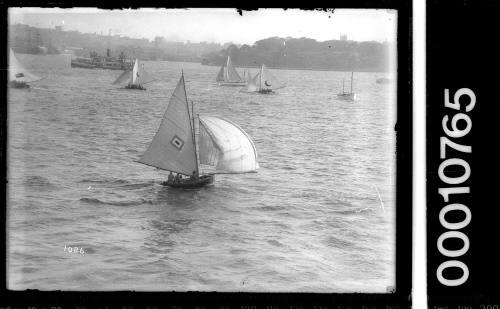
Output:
(9, 8), (397, 45)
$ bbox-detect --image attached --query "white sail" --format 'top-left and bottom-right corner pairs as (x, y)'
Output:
(257, 64), (284, 91)
(9, 49), (41, 83)
(137, 63), (154, 84)
(131, 59), (139, 85)
(198, 115), (259, 174)
(216, 55), (243, 83)
(138, 74), (198, 175)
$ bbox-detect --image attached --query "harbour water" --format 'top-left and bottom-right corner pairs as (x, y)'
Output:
(7, 54), (396, 292)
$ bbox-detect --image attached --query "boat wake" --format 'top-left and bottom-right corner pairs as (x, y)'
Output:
(79, 197), (154, 207)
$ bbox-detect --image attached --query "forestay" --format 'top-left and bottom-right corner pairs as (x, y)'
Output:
(198, 115), (259, 174)
(138, 75), (198, 175)
(9, 49), (41, 83)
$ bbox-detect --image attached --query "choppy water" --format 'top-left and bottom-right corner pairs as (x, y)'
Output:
(7, 54), (396, 292)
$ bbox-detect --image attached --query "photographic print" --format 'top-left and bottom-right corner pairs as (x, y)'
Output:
(7, 8), (398, 293)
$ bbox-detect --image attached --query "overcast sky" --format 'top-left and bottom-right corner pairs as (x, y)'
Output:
(9, 8), (397, 45)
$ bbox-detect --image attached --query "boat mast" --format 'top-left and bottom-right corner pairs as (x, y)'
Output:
(260, 65), (263, 90)
(226, 55), (230, 81)
(191, 99), (199, 174)
(182, 71), (199, 175)
(350, 71), (354, 94)
(342, 80), (345, 94)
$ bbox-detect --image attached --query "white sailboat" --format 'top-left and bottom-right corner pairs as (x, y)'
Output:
(241, 64), (285, 94)
(8, 49), (42, 88)
(113, 58), (154, 90)
(216, 55), (246, 86)
(337, 71), (356, 101)
(138, 72), (259, 188)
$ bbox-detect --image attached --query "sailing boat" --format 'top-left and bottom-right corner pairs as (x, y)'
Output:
(241, 64), (285, 94)
(113, 59), (154, 90)
(8, 49), (42, 89)
(337, 71), (356, 101)
(216, 55), (246, 86)
(138, 72), (259, 188)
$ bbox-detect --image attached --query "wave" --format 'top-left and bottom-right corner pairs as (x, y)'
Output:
(78, 178), (153, 189)
(22, 176), (57, 189)
(79, 197), (154, 207)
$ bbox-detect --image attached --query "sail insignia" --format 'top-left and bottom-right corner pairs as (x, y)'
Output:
(9, 49), (42, 83)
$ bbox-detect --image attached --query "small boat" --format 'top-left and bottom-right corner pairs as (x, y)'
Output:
(376, 77), (392, 84)
(113, 59), (154, 90)
(241, 64), (285, 94)
(216, 55), (246, 86)
(337, 72), (356, 101)
(138, 72), (259, 188)
(8, 49), (42, 89)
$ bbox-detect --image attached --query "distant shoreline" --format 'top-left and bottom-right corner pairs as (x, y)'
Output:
(15, 52), (392, 73)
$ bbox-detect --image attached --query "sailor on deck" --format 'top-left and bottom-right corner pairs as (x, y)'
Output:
(167, 172), (174, 184)
(175, 173), (182, 183)
(190, 171), (199, 181)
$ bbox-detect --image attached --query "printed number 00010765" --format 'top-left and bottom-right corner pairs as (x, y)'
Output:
(436, 88), (475, 287)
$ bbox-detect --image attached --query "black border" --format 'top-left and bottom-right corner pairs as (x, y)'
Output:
(1, 2), (412, 308)
(427, 0), (500, 307)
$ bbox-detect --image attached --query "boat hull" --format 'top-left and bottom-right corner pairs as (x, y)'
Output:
(9, 81), (30, 89)
(162, 175), (215, 189)
(125, 84), (146, 90)
(71, 61), (97, 69)
(337, 93), (356, 101)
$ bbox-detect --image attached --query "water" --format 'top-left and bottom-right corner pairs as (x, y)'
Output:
(7, 54), (396, 292)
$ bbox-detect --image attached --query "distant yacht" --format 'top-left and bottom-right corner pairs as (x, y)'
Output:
(8, 49), (42, 89)
(138, 72), (259, 188)
(376, 77), (392, 84)
(216, 55), (247, 86)
(113, 59), (154, 90)
(337, 72), (356, 101)
(241, 64), (285, 94)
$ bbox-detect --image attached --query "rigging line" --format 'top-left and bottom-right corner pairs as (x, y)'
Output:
(374, 186), (386, 214)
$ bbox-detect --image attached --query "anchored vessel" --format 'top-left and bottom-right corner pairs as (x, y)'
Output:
(138, 73), (259, 188)
(71, 49), (134, 70)
(216, 55), (247, 86)
(337, 71), (357, 101)
(8, 49), (42, 88)
(241, 64), (285, 94)
(113, 59), (153, 90)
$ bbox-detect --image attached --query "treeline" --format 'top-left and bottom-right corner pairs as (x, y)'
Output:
(202, 37), (393, 72)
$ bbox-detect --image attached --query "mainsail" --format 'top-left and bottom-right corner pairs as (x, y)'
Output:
(198, 115), (259, 174)
(138, 74), (198, 175)
(9, 49), (41, 83)
(113, 59), (154, 85)
(131, 59), (139, 85)
(256, 64), (284, 91)
(216, 55), (243, 83)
